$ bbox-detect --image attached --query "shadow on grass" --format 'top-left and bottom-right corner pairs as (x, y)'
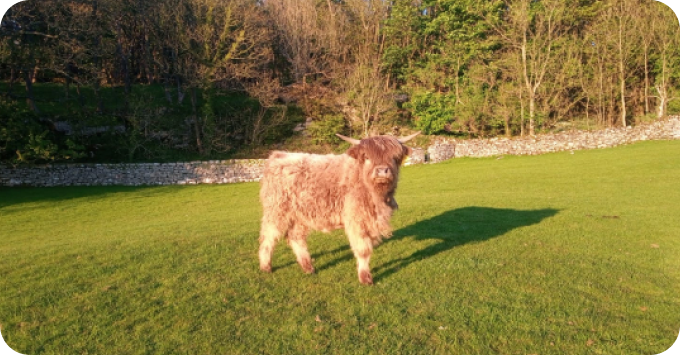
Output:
(373, 206), (560, 281)
(275, 244), (352, 272)
(0, 185), (181, 214)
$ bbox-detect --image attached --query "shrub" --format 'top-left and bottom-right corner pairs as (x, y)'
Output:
(0, 100), (84, 165)
(404, 91), (456, 135)
(307, 114), (346, 144)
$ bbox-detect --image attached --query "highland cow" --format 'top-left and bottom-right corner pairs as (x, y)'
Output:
(258, 132), (420, 285)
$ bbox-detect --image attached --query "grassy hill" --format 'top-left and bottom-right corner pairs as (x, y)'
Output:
(1, 140), (679, 354)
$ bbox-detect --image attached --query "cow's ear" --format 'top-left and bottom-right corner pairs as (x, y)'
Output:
(403, 145), (413, 156)
(347, 144), (366, 161)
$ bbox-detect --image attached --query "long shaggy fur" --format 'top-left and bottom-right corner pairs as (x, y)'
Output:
(258, 136), (412, 284)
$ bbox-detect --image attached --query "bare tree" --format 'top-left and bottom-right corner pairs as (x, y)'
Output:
(650, 2), (680, 119)
(598, 0), (639, 127)
(491, 0), (575, 135)
(635, 0), (656, 116)
(171, 0), (274, 154)
(340, 61), (394, 137)
(336, 0), (393, 137)
(266, 0), (324, 82)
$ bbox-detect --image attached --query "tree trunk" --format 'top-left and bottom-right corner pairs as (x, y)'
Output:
(519, 86), (525, 137)
(656, 89), (666, 119)
(23, 67), (39, 113)
(656, 56), (667, 119)
(528, 92), (536, 136)
(176, 75), (185, 104)
(504, 115), (511, 137)
(455, 57), (462, 105)
(31, 65), (39, 83)
(644, 45), (649, 114)
(7, 66), (17, 96)
(521, 32), (535, 136)
(117, 42), (131, 96)
(190, 88), (204, 155)
(585, 96), (590, 130)
(92, 0), (104, 113)
(618, 57), (626, 127)
(617, 10), (627, 128)
(163, 73), (173, 103)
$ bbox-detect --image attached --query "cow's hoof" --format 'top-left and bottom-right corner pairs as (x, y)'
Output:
(260, 265), (272, 273)
(359, 271), (373, 285)
(299, 259), (315, 274)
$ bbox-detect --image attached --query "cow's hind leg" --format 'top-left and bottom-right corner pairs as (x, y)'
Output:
(259, 220), (285, 273)
(346, 229), (374, 285)
(287, 224), (314, 274)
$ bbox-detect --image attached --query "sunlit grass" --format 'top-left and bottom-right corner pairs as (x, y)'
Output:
(1, 140), (679, 354)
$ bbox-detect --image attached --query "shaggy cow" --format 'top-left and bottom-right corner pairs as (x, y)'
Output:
(258, 132), (420, 285)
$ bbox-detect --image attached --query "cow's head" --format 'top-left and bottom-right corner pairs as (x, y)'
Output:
(336, 132), (420, 193)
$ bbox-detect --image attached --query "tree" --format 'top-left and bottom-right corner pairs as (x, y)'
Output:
(0, 1), (53, 113)
(492, 0), (579, 135)
(265, 0), (331, 83)
(650, 1), (680, 119)
(341, 61), (394, 137)
(383, 0), (497, 134)
(332, 0), (398, 137)
(598, 0), (639, 127)
(168, 0), (275, 154)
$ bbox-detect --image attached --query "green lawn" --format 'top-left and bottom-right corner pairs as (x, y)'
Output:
(1, 140), (679, 355)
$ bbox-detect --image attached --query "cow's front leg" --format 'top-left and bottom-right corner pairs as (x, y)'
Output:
(347, 230), (374, 285)
(287, 224), (314, 274)
(259, 220), (284, 273)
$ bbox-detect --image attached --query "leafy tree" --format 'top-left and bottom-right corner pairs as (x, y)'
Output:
(383, 0), (498, 134)
(405, 90), (457, 134)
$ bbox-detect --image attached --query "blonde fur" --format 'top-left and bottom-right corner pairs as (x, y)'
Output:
(258, 136), (411, 285)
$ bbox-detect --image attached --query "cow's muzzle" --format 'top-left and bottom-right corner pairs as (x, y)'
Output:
(373, 166), (394, 183)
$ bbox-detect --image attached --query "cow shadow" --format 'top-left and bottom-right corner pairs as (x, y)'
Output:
(275, 244), (352, 272)
(372, 206), (560, 281)
(0, 185), (171, 216)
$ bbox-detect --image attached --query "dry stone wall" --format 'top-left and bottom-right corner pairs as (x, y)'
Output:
(427, 116), (680, 163)
(1, 116), (679, 187)
(0, 160), (264, 187)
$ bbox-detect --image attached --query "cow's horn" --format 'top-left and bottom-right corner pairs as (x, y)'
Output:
(398, 131), (421, 143)
(336, 133), (361, 145)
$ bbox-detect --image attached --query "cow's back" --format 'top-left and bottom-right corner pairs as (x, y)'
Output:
(260, 151), (353, 231)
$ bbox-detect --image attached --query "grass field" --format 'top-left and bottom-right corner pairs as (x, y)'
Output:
(1, 140), (679, 354)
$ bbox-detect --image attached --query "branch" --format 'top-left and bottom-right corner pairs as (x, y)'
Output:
(16, 30), (59, 39)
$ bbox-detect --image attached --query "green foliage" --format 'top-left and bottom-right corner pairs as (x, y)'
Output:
(381, 0), (423, 84)
(383, 0), (496, 86)
(405, 91), (457, 134)
(669, 99), (680, 116)
(0, 82), (313, 162)
(0, 100), (84, 165)
(3, 0), (680, 153)
(259, 105), (304, 145)
(306, 114), (346, 144)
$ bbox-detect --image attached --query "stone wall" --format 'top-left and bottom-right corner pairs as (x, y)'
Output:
(427, 116), (680, 163)
(1, 116), (679, 187)
(404, 148), (427, 165)
(0, 160), (264, 187)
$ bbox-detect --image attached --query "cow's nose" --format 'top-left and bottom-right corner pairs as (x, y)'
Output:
(375, 166), (391, 178)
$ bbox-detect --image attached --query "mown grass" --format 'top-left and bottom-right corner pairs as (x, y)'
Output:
(1, 140), (679, 355)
